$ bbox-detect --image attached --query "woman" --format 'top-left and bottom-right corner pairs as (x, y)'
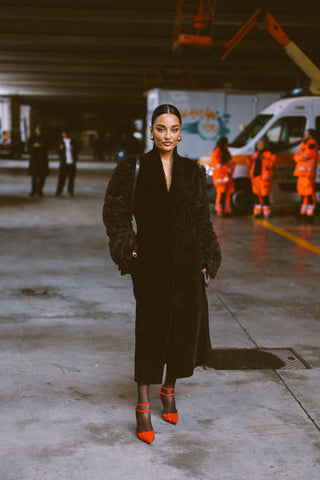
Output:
(209, 136), (235, 216)
(247, 137), (276, 218)
(103, 104), (221, 444)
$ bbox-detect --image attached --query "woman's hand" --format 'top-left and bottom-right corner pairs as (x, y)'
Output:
(201, 268), (211, 283)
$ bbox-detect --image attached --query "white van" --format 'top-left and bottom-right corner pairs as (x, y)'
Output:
(201, 96), (320, 210)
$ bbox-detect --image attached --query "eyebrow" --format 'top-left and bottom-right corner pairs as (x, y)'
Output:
(155, 124), (180, 127)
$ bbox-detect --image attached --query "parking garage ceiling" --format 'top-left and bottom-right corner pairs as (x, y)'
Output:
(1, 0), (320, 114)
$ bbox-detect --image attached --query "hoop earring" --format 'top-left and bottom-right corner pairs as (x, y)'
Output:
(150, 135), (154, 140)
(178, 136), (182, 141)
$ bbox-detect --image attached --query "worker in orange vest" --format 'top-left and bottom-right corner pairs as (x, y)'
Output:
(293, 129), (318, 222)
(247, 137), (276, 218)
(210, 136), (235, 216)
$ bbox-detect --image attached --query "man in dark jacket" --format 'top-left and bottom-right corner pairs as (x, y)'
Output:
(28, 126), (49, 197)
(55, 130), (79, 196)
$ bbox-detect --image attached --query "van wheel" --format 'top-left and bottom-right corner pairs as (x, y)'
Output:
(232, 178), (253, 214)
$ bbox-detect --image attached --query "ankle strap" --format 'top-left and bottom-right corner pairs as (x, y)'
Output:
(136, 402), (151, 413)
(160, 386), (175, 396)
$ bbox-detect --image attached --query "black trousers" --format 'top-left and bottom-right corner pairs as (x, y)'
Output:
(56, 163), (76, 194)
(301, 195), (314, 205)
(253, 193), (270, 206)
(31, 174), (46, 195)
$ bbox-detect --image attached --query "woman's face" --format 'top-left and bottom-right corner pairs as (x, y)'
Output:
(150, 113), (181, 154)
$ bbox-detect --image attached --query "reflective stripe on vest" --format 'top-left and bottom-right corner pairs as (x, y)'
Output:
(214, 177), (229, 183)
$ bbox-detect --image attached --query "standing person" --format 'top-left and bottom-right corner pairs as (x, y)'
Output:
(247, 137), (276, 218)
(103, 104), (221, 444)
(294, 129), (318, 222)
(209, 136), (235, 216)
(55, 130), (79, 196)
(27, 126), (49, 197)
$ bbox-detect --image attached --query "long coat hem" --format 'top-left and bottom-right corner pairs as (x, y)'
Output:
(134, 359), (213, 386)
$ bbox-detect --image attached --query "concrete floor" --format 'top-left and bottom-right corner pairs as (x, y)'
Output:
(1, 166), (320, 480)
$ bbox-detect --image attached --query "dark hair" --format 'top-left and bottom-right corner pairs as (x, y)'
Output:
(151, 104), (182, 126)
(216, 136), (231, 164)
(257, 136), (270, 151)
(216, 136), (228, 150)
(306, 128), (317, 140)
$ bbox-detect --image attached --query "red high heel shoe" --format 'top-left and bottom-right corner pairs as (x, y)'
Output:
(159, 387), (178, 425)
(135, 403), (155, 444)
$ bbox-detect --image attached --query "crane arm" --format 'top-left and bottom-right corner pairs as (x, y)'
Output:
(221, 9), (320, 95)
(221, 8), (263, 61)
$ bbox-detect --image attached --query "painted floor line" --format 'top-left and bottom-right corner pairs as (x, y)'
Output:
(251, 217), (320, 255)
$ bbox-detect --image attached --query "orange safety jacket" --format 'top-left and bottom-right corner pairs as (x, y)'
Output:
(210, 147), (235, 193)
(247, 150), (276, 197)
(247, 150), (276, 182)
(293, 138), (318, 196)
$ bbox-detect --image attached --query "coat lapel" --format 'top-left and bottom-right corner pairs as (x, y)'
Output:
(138, 148), (172, 217)
(140, 147), (190, 221)
(152, 146), (173, 196)
(169, 152), (189, 219)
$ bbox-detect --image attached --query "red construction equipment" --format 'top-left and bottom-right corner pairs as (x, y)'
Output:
(173, 0), (217, 51)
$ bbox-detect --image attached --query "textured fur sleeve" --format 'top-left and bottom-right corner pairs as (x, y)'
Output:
(196, 165), (222, 278)
(102, 158), (137, 275)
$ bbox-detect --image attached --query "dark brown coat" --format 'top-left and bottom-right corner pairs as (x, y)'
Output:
(27, 133), (49, 177)
(103, 147), (221, 384)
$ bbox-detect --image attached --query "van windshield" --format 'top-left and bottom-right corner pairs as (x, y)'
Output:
(230, 114), (273, 148)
